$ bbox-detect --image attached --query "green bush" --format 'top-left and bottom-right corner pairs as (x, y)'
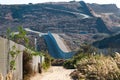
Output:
(42, 53), (51, 70)
(63, 44), (97, 69)
(63, 53), (89, 69)
(63, 59), (76, 69)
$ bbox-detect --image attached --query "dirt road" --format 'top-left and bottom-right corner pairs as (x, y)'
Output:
(30, 66), (74, 80)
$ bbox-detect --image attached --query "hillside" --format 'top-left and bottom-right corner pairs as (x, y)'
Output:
(0, 1), (110, 34)
(87, 3), (119, 13)
(0, 1), (116, 51)
(93, 33), (120, 49)
(88, 3), (120, 32)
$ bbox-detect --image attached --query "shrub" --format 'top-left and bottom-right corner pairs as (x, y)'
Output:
(42, 53), (51, 70)
(51, 59), (65, 66)
(70, 54), (120, 80)
(63, 59), (76, 69)
(63, 53), (89, 69)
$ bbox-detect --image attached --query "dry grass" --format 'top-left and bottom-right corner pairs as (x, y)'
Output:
(70, 53), (120, 80)
(6, 72), (13, 80)
(114, 52), (120, 68)
(0, 73), (3, 80)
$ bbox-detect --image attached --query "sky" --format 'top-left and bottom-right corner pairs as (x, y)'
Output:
(0, 0), (120, 8)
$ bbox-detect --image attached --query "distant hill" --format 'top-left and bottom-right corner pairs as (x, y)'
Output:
(93, 33), (120, 49)
(88, 3), (120, 32)
(0, 1), (110, 34)
(87, 3), (119, 13)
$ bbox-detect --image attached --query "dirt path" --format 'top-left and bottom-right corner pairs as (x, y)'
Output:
(30, 66), (74, 80)
(41, 66), (74, 80)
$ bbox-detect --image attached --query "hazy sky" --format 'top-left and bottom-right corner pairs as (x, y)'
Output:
(0, 0), (120, 8)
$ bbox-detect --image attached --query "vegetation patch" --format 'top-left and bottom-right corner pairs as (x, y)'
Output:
(63, 44), (96, 69)
(70, 54), (120, 80)
(52, 59), (66, 66)
(42, 53), (51, 71)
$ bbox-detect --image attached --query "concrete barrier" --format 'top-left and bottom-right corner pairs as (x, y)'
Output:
(0, 37), (24, 80)
(0, 37), (44, 80)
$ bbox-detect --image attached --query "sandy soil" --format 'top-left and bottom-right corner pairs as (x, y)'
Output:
(30, 66), (74, 80)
